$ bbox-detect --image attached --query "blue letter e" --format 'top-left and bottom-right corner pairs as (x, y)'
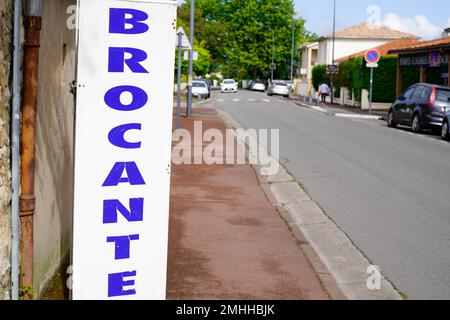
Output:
(108, 271), (137, 297)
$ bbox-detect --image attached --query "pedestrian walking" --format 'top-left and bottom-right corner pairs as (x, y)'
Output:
(318, 82), (330, 104)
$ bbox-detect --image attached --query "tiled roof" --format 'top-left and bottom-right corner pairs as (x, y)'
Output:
(389, 37), (450, 54)
(336, 40), (421, 62)
(322, 23), (419, 40)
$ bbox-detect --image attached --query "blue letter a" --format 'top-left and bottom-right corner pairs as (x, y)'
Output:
(102, 162), (146, 186)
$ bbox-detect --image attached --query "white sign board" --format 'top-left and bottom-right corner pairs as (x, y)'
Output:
(73, 0), (177, 300)
(176, 26), (192, 49)
(184, 50), (198, 61)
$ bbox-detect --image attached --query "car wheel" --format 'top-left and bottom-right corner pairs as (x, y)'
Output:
(412, 114), (422, 133)
(284, 95), (289, 98)
(442, 120), (450, 141)
(387, 110), (397, 128)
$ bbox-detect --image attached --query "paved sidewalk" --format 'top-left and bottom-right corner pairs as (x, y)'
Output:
(167, 108), (329, 300)
(292, 96), (388, 120)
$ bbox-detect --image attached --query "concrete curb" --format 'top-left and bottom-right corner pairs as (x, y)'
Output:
(216, 108), (402, 300)
(295, 101), (382, 120)
(193, 98), (211, 106)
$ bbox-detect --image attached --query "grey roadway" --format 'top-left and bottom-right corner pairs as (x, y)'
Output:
(210, 89), (450, 300)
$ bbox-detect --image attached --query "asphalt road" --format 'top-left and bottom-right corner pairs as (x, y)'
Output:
(211, 89), (450, 300)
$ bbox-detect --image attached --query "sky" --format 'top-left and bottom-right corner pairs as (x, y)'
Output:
(294, 0), (450, 40)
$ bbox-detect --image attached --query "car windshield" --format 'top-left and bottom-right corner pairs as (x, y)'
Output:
(223, 80), (234, 84)
(193, 82), (206, 88)
(436, 89), (450, 102)
(274, 82), (287, 86)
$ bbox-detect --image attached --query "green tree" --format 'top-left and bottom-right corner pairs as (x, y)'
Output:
(177, 0), (314, 79)
(223, 0), (308, 79)
(175, 42), (211, 78)
(178, 0), (228, 71)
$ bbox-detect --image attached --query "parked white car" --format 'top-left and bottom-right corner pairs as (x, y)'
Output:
(221, 79), (238, 93)
(268, 81), (290, 98)
(192, 80), (210, 99)
(251, 80), (266, 92)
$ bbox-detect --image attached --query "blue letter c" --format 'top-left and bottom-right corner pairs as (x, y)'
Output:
(108, 123), (142, 149)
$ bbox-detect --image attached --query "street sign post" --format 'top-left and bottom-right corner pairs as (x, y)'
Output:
(177, 29), (184, 130)
(326, 64), (339, 74)
(365, 49), (381, 115)
(270, 63), (277, 70)
(73, 0), (177, 300)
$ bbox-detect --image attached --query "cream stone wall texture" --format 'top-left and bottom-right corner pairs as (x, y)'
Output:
(0, 0), (12, 300)
(33, 0), (77, 297)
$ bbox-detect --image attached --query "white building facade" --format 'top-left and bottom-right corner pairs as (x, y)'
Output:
(317, 23), (419, 65)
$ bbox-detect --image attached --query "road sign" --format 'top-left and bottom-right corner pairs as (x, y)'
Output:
(326, 64), (339, 74)
(270, 63), (277, 70)
(364, 50), (380, 115)
(73, 0), (176, 300)
(176, 26), (191, 50)
(365, 49), (380, 64)
(184, 50), (198, 61)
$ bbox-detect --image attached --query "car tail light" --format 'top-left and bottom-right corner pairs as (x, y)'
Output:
(429, 87), (436, 105)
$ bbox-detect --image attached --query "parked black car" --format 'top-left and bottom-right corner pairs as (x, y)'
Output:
(442, 109), (450, 140)
(388, 83), (450, 133)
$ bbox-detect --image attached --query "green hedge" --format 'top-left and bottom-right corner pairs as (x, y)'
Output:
(312, 65), (330, 91)
(311, 57), (433, 103)
(360, 57), (398, 102)
(426, 66), (448, 86)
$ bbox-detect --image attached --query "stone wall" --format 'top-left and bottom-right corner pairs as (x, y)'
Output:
(0, 0), (12, 300)
(33, 0), (77, 297)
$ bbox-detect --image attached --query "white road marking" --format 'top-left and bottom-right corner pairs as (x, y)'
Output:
(310, 105), (328, 113)
(232, 99), (240, 102)
(217, 99), (224, 102)
(262, 99), (271, 102)
(335, 113), (382, 120)
(248, 99), (256, 102)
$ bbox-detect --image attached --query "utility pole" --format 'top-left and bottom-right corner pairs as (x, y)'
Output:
(271, 30), (275, 82)
(290, 16), (295, 81)
(330, 0), (336, 104)
(257, 23), (276, 82)
(176, 31), (183, 129)
(186, 0), (195, 117)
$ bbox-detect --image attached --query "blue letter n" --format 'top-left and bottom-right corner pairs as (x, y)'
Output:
(103, 198), (144, 224)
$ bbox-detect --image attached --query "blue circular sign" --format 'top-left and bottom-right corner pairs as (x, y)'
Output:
(365, 49), (380, 64)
